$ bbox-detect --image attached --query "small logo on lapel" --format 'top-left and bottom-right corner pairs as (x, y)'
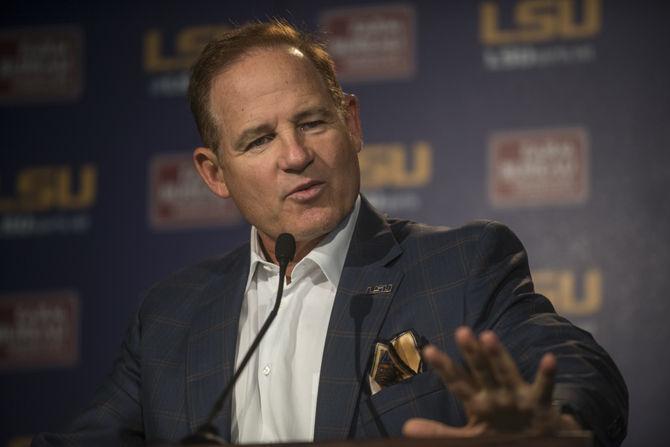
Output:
(366, 284), (393, 294)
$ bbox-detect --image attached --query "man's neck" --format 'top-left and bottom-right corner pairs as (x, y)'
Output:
(257, 232), (327, 279)
(253, 196), (362, 281)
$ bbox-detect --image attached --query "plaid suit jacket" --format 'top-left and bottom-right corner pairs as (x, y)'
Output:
(33, 197), (627, 447)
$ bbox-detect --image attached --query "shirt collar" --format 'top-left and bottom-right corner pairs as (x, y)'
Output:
(245, 195), (361, 292)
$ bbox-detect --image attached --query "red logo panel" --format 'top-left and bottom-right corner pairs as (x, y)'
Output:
(0, 26), (83, 103)
(320, 4), (415, 82)
(148, 153), (242, 230)
(489, 128), (589, 207)
(0, 290), (79, 370)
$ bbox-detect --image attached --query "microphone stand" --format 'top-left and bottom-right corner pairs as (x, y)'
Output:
(182, 233), (296, 445)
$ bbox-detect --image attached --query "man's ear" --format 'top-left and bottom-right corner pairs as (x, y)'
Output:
(344, 93), (363, 153)
(193, 147), (230, 198)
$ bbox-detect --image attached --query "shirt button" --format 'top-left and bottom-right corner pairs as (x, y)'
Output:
(262, 364), (271, 376)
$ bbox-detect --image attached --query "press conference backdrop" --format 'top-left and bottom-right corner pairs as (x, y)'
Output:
(1, 1), (668, 446)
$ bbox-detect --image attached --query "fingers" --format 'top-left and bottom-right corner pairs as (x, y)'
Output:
(530, 352), (556, 405)
(429, 327), (558, 408)
(402, 418), (486, 438)
(421, 345), (476, 401)
(480, 330), (524, 389)
(422, 330), (561, 435)
(456, 327), (498, 389)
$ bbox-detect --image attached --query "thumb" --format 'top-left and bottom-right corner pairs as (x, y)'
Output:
(402, 418), (486, 438)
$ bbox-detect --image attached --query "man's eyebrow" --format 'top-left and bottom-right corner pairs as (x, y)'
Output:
(233, 123), (275, 150)
(292, 107), (334, 123)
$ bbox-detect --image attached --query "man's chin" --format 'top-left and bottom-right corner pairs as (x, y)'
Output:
(285, 210), (341, 243)
(289, 226), (333, 244)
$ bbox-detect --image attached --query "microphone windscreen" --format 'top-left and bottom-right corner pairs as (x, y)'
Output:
(275, 233), (296, 264)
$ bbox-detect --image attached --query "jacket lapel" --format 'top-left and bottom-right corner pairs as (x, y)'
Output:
(313, 197), (404, 441)
(185, 249), (249, 441)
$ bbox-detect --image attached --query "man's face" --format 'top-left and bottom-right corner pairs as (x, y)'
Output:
(195, 46), (362, 244)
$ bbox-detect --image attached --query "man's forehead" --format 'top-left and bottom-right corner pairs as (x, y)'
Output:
(209, 45), (327, 110)
(207, 44), (334, 144)
(213, 47), (317, 99)
(223, 45), (306, 78)
(286, 46), (305, 58)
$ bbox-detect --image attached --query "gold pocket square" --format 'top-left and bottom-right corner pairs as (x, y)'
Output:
(368, 330), (424, 395)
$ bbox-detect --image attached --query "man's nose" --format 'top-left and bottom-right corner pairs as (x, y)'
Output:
(277, 131), (313, 172)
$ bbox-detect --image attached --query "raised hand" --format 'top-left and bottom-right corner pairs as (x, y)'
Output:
(402, 327), (581, 437)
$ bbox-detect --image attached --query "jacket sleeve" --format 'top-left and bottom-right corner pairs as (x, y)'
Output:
(462, 221), (628, 447)
(31, 310), (145, 447)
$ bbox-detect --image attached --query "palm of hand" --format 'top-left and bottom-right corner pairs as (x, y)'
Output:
(403, 327), (570, 437)
(462, 374), (558, 434)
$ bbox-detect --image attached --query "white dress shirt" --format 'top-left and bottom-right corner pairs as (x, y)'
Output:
(231, 197), (361, 444)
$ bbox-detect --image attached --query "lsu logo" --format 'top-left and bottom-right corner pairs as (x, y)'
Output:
(534, 268), (602, 316)
(0, 164), (97, 213)
(360, 142), (433, 189)
(479, 0), (602, 45)
(143, 25), (228, 73)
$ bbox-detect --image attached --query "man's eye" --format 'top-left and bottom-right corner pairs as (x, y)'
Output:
(247, 134), (274, 150)
(300, 120), (325, 131)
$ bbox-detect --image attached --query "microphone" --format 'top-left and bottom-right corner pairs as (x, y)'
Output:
(182, 233), (296, 445)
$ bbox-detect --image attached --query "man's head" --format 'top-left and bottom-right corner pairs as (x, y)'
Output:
(188, 20), (347, 152)
(190, 20), (362, 257)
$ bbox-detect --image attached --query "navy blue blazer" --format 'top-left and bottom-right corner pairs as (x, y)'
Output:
(33, 197), (627, 446)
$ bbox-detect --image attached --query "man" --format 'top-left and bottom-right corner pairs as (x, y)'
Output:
(33, 20), (627, 447)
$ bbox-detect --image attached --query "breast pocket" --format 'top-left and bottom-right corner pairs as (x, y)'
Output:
(356, 371), (465, 438)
